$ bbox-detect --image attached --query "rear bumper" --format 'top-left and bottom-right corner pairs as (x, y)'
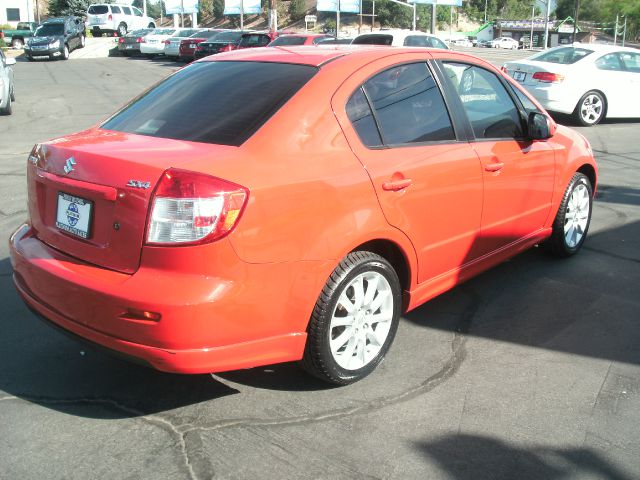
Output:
(10, 223), (311, 374)
(140, 44), (165, 54)
(526, 84), (579, 115)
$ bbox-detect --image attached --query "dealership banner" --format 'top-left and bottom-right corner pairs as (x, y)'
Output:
(224, 0), (262, 15)
(164, 0), (199, 14)
(316, 0), (360, 13)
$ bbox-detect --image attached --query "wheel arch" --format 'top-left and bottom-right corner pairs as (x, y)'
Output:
(350, 239), (411, 296)
(577, 163), (597, 191)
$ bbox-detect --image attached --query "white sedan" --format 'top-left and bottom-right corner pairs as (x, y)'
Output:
(503, 44), (640, 126)
(491, 37), (519, 49)
(139, 28), (178, 56)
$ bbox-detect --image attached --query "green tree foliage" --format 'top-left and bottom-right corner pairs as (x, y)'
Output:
(48, 0), (91, 17)
(132, 0), (163, 19)
(462, 0), (538, 22)
(556, 0), (639, 40)
(289, 0), (307, 22)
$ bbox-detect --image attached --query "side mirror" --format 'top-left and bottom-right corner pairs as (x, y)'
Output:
(528, 112), (552, 140)
(5, 57), (16, 66)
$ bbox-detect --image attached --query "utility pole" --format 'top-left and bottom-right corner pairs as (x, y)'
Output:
(240, 0), (244, 30)
(372, 0), (375, 31)
(431, 3), (436, 34)
(543, 0), (550, 49)
(572, 0), (579, 43)
(337, 0), (340, 39)
(613, 13), (618, 46)
(268, 0), (277, 31)
(484, 0), (487, 24)
(530, 5), (534, 49)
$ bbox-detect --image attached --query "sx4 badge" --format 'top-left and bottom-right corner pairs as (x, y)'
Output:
(127, 180), (151, 189)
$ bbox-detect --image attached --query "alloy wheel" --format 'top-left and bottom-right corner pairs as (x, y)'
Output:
(564, 182), (590, 249)
(580, 94), (603, 125)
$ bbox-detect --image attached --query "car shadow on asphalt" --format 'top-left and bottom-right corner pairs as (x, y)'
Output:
(415, 433), (635, 480)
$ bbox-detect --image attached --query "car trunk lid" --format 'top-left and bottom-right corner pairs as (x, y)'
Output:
(504, 59), (571, 87)
(28, 129), (236, 274)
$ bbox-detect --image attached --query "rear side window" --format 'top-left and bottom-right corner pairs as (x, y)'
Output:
(88, 5), (109, 14)
(270, 36), (307, 46)
(132, 7), (143, 16)
(102, 61), (318, 146)
(532, 47), (593, 64)
(346, 88), (382, 147)
(122, 7), (132, 15)
(239, 34), (271, 47)
(620, 52), (640, 72)
(362, 63), (455, 145)
(404, 35), (429, 47)
(353, 34), (393, 45)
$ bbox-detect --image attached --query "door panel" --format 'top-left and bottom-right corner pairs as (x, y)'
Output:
(332, 54), (484, 284)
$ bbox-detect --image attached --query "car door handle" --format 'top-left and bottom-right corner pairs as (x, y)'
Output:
(382, 178), (413, 191)
(484, 162), (505, 172)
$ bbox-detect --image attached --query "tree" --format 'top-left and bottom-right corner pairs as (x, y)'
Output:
(48, 0), (91, 17)
(289, 0), (306, 22)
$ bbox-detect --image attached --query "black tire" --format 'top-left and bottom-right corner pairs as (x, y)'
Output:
(573, 90), (606, 126)
(122, 51), (130, 57)
(148, 23), (156, 28)
(0, 94), (12, 116)
(10, 86), (15, 102)
(117, 23), (127, 37)
(61, 44), (69, 60)
(302, 251), (401, 385)
(93, 30), (103, 37)
(545, 172), (593, 257)
(79, 35), (86, 48)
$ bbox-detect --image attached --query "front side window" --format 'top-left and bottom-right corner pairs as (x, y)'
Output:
(442, 62), (524, 140)
(132, 7), (143, 16)
(429, 37), (448, 49)
(404, 35), (429, 47)
(122, 7), (132, 15)
(102, 61), (317, 146)
(111, 6), (122, 13)
(352, 34), (393, 45)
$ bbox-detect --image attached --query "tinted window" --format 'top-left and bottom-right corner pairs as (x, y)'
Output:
(210, 31), (243, 42)
(511, 85), (539, 112)
(122, 7), (132, 15)
(346, 88), (382, 147)
(429, 37), (448, 49)
(102, 61), (317, 146)
(353, 34), (393, 45)
(88, 5), (109, 14)
(239, 34), (270, 47)
(442, 62), (523, 139)
(404, 35), (429, 47)
(269, 36), (307, 46)
(312, 36), (331, 44)
(363, 63), (455, 145)
(620, 52), (640, 72)
(111, 6), (122, 13)
(532, 47), (593, 64)
(132, 7), (143, 16)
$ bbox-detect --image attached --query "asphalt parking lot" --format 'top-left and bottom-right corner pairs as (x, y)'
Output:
(1, 52), (639, 479)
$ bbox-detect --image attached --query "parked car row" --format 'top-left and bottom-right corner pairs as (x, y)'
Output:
(86, 3), (156, 37)
(0, 49), (16, 115)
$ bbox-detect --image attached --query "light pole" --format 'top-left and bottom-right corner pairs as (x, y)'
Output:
(543, 0), (551, 49)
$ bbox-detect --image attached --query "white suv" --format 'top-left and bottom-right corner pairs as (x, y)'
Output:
(87, 4), (155, 37)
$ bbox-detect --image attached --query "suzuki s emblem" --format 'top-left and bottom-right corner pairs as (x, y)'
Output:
(63, 157), (76, 175)
(126, 180), (151, 189)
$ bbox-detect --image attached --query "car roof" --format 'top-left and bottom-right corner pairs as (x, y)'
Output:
(356, 29), (439, 39)
(569, 42), (639, 53)
(199, 45), (471, 68)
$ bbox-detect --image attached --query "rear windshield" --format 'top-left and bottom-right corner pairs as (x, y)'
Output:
(102, 61), (318, 146)
(88, 5), (109, 14)
(352, 34), (393, 45)
(270, 36), (307, 46)
(35, 23), (64, 36)
(210, 31), (243, 42)
(532, 47), (593, 64)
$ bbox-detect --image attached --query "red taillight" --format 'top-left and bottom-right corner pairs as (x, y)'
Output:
(219, 44), (234, 52)
(532, 72), (565, 83)
(164, 39), (171, 45)
(146, 169), (249, 246)
(500, 65), (508, 73)
(118, 37), (124, 43)
(108, 14), (112, 21)
(137, 37), (143, 43)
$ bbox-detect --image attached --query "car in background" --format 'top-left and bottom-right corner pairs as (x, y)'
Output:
(87, 3), (156, 37)
(352, 30), (448, 49)
(10, 46), (597, 386)
(179, 29), (227, 62)
(491, 36), (519, 49)
(268, 33), (334, 46)
(316, 37), (353, 45)
(237, 31), (278, 49)
(24, 17), (85, 61)
(163, 28), (206, 60)
(503, 44), (640, 126)
(0, 49), (16, 115)
(451, 37), (473, 47)
(139, 28), (178, 57)
(0, 22), (39, 49)
(118, 28), (154, 56)
(193, 30), (250, 60)
(475, 39), (491, 48)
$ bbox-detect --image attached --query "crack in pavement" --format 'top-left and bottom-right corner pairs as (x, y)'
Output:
(584, 246), (640, 264)
(0, 287), (481, 480)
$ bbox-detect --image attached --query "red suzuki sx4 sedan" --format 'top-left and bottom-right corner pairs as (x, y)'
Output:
(10, 46), (597, 385)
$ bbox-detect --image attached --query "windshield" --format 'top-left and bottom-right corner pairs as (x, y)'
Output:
(102, 61), (318, 146)
(35, 23), (64, 36)
(88, 5), (109, 14)
(532, 47), (594, 64)
(269, 36), (307, 46)
(153, 28), (176, 35)
(210, 31), (243, 42)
